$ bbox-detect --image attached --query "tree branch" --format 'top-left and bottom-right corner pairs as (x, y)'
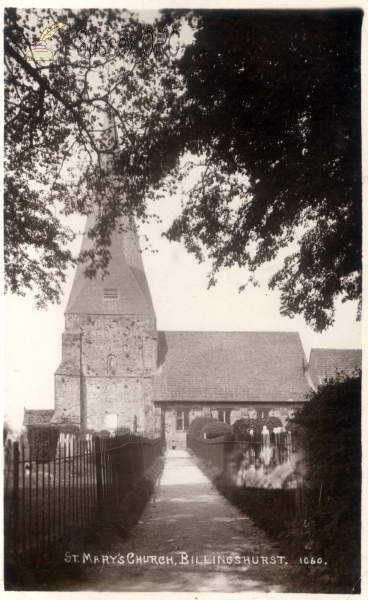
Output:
(5, 39), (101, 157)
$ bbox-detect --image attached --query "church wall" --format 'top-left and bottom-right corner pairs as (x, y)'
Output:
(61, 332), (80, 363)
(83, 376), (146, 432)
(160, 403), (303, 449)
(142, 378), (158, 430)
(64, 314), (156, 378)
(143, 330), (158, 372)
(52, 375), (81, 425)
(306, 354), (320, 388)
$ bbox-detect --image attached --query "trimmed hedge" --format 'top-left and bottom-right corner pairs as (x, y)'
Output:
(58, 424), (80, 436)
(116, 427), (130, 436)
(187, 416), (216, 438)
(86, 428), (130, 438)
(95, 429), (111, 438)
(86, 429), (113, 438)
(27, 425), (60, 461)
(201, 420), (232, 439)
(231, 418), (250, 437)
(231, 416), (282, 437)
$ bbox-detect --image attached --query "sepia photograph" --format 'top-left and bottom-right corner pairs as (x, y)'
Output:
(3, 3), (363, 595)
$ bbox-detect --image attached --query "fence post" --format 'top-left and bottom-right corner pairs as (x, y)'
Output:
(95, 437), (103, 510)
(13, 441), (20, 561)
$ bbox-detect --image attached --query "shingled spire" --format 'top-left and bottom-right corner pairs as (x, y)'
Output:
(65, 212), (155, 316)
(65, 112), (155, 317)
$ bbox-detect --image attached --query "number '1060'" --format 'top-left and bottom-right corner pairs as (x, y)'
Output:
(300, 557), (324, 564)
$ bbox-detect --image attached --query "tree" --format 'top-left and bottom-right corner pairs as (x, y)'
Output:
(288, 373), (361, 591)
(4, 7), (178, 307)
(5, 9), (362, 330)
(160, 10), (362, 331)
(289, 372), (361, 505)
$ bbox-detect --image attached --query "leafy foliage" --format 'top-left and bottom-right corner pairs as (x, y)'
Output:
(200, 420), (231, 439)
(4, 9), (362, 330)
(196, 375), (361, 593)
(26, 425), (59, 460)
(116, 427), (130, 436)
(4, 8), (176, 307)
(94, 429), (111, 438)
(288, 373), (361, 591)
(290, 373), (361, 514)
(58, 424), (80, 435)
(162, 10), (362, 331)
(232, 416), (283, 437)
(187, 415), (215, 438)
(231, 418), (251, 437)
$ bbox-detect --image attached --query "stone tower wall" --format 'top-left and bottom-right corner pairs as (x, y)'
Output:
(76, 314), (157, 378)
(52, 375), (81, 425)
(54, 313), (157, 431)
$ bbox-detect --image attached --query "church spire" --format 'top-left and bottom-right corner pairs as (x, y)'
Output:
(65, 212), (155, 316)
(65, 112), (155, 317)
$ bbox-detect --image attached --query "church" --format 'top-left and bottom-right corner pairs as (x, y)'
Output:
(24, 207), (361, 449)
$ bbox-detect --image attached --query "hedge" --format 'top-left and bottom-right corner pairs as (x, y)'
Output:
(231, 416), (282, 437)
(27, 425), (60, 461)
(201, 420), (232, 439)
(116, 427), (130, 436)
(285, 374), (361, 592)
(187, 416), (216, 438)
(58, 424), (80, 436)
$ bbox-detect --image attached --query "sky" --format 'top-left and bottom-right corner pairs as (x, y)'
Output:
(3, 3), (364, 434)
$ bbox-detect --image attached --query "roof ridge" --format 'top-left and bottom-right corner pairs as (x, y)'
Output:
(158, 330), (301, 334)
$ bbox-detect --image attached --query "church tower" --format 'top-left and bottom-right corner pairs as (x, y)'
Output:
(52, 212), (157, 433)
(52, 117), (157, 433)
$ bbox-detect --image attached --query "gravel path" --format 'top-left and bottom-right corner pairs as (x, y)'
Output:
(69, 450), (299, 592)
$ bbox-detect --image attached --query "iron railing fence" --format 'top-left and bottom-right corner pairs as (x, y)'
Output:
(4, 434), (162, 565)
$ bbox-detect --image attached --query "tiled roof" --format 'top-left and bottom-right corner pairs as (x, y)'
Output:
(24, 410), (55, 426)
(66, 213), (155, 317)
(309, 349), (362, 382)
(153, 331), (310, 404)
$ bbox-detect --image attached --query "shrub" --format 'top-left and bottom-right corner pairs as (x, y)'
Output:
(231, 416), (283, 438)
(252, 416), (283, 434)
(231, 418), (251, 437)
(116, 427), (130, 436)
(187, 416), (216, 438)
(27, 425), (59, 461)
(285, 418), (301, 449)
(201, 420), (231, 439)
(86, 429), (116, 439)
(290, 373), (361, 515)
(58, 424), (80, 436)
(288, 373), (361, 592)
(96, 430), (110, 438)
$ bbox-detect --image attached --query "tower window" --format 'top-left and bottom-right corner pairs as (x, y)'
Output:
(107, 355), (116, 375)
(104, 288), (118, 299)
(218, 410), (224, 422)
(225, 410), (231, 425)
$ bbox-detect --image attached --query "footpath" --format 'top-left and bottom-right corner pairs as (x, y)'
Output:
(68, 450), (299, 592)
